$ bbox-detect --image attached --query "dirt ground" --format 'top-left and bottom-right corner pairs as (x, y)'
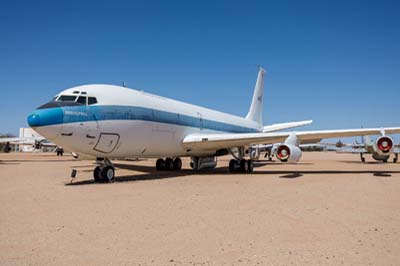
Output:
(0, 152), (399, 266)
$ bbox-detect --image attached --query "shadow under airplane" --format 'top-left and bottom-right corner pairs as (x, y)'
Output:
(66, 162), (400, 186)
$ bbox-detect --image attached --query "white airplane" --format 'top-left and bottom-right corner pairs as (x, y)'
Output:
(26, 67), (400, 182)
(336, 135), (399, 163)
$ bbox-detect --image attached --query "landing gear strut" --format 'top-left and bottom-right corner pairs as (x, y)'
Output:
(156, 158), (182, 171)
(360, 153), (365, 163)
(93, 158), (115, 183)
(394, 154), (398, 163)
(229, 159), (254, 173)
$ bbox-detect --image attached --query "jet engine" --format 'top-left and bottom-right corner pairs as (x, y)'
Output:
(375, 136), (393, 154)
(275, 144), (302, 163)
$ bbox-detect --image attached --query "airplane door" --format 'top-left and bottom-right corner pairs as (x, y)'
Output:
(197, 112), (204, 130)
(76, 106), (101, 147)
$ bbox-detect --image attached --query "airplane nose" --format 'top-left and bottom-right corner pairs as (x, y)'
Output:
(27, 113), (41, 127)
(27, 107), (64, 140)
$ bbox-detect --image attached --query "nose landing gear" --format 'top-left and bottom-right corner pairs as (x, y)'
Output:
(93, 158), (115, 183)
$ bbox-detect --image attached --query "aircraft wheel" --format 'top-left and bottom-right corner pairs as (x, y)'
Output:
(229, 159), (237, 172)
(240, 159), (248, 172)
(94, 166), (102, 183)
(165, 158), (174, 171)
(247, 160), (254, 172)
(156, 158), (165, 171)
(383, 159), (388, 163)
(173, 158), (182, 171)
(101, 166), (115, 182)
(394, 156), (398, 163)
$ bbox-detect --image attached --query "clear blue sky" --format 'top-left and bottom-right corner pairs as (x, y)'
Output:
(1, 0), (399, 139)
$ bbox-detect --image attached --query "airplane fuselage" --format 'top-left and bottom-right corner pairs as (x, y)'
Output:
(28, 85), (262, 158)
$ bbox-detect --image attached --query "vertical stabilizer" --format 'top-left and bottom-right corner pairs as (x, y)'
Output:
(245, 67), (266, 125)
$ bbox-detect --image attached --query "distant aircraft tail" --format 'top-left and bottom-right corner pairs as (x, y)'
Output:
(246, 67), (265, 125)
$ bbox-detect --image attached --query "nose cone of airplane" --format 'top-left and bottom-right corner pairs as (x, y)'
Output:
(27, 113), (41, 127)
(27, 107), (64, 140)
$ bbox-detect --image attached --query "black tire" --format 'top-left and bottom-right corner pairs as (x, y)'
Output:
(156, 158), (165, 171)
(240, 159), (248, 173)
(383, 159), (388, 163)
(247, 160), (254, 172)
(173, 158), (182, 171)
(229, 159), (237, 172)
(101, 166), (115, 182)
(165, 158), (174, 171)
(94, 166), (102, 183)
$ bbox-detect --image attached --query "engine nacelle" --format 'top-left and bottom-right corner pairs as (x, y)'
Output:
(275, 144), (302, 163)
(375, 136), (393, 155)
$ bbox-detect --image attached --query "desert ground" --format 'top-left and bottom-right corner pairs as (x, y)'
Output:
(0, 152), (399, 266)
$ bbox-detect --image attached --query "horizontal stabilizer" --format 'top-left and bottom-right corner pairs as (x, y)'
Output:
(263, 120), (312, 132)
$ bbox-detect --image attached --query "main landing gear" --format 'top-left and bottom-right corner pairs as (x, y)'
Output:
(229, 159), (254, 173)
(360, 153), (366, 163)
(93, 158), (115, 183)
(394, 153), (398, 163)
(156, 157), (182, 171)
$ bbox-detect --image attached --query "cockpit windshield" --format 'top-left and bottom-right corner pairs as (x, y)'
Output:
(57, 95), (77, 102)
(55, 94), (98, 105)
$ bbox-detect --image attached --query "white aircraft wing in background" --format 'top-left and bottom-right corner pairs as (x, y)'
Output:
(337, 147), (368, 154)
(182, 127), (400, 151)
(0, 137), (56, 147)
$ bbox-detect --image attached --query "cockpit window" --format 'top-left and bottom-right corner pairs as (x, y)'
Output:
(57, 95), (77, 102)
(88, 97), (98, 105)
(76, 96), (87, 105)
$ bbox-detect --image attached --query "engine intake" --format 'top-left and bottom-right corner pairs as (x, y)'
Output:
(275, 144), (302, 163)
(376, 136), (393, 154)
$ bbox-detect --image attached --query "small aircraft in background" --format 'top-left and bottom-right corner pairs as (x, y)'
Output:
(0, 135), (71, 156)
(0, 136), (56, 152)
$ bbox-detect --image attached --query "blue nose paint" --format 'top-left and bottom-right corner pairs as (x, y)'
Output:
(27, 113), (41, 127)
(27, 107), (64, 127)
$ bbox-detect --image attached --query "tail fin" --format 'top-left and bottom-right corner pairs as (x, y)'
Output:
(245, 67), (266, 125)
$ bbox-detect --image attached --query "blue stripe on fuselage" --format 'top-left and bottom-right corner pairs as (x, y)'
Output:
(30, 105), (259, 133)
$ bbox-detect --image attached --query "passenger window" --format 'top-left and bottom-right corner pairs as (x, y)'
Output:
(88, 97), (98, 105)
(77, 96), (87, 105)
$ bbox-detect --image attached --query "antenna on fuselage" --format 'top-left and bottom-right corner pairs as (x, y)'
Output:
(123, 82), (126, 87)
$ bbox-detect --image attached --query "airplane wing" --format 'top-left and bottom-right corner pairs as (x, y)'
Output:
(320, 142), (365, 149)
(182, 127), (400, 152)
(262, 120), (312, 132)
(0, 137), (54, 146)
(0, 137), (34, 144)
(337, 147), (368, 154)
